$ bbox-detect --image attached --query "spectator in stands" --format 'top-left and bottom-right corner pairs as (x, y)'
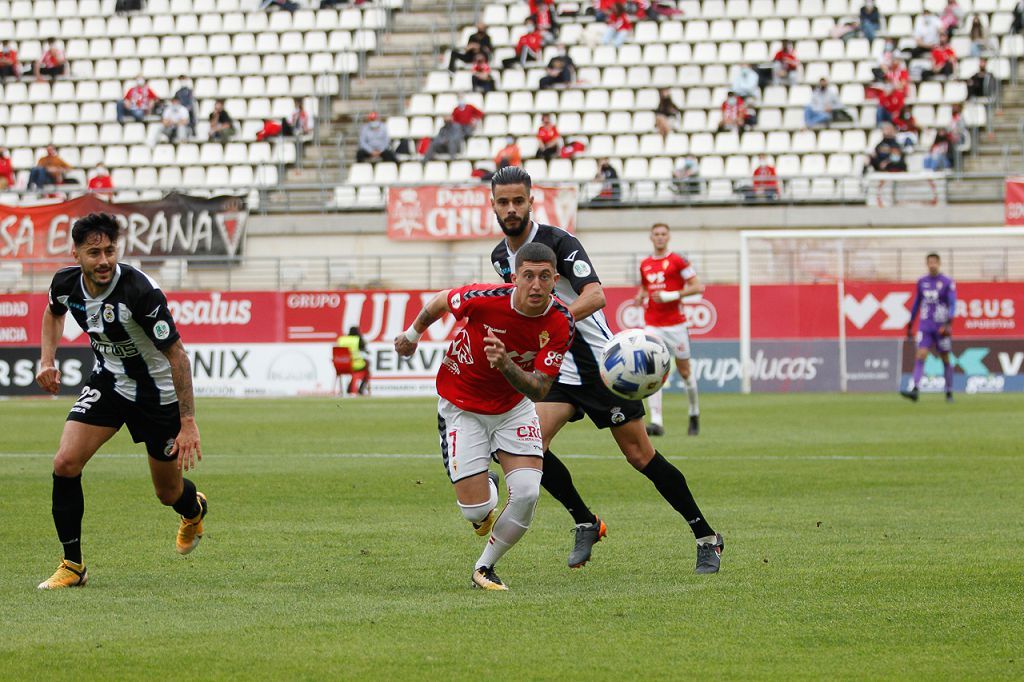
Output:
(747, 155), (780, 201)
(671, 156), (700, 195)
(593, 159), (621, 202)
(590, 0), (617, 22)
(502, 18), (544, 69)
(209, 99), (236, 142)
(155, 97), (191, 144)
(118, 77), (160, 123)
(494, 135), (522, 170)
(859, 0), (881, 41)
(289, 98), (313, 136)
(531, 0), (559, 44)
(969, 16), (994, 57)
(773, 41), (801, 85)
(471, 53), (496, 93)
(34, 38), (66, 82)
(27, 146), (72, 190)
(448, 23), (492, 73)
(923, 34), (957, 80)
(0, 147), (14, 190)
(538, 45), (576, 90)
(871, 39), (898, 82)
(947, 102), (967, 167)
(423, 116), (465, 161)
(732, 63), (761, 104)
(602, 4), (633, 48)
(451, 95), (484, 138)
(881, 146), (907, 171)
(718, 92), (753, 132)
(876, 79), (906, 125)
(866, 124), (901, 171)
(654, 88), (682, 138)
(923, 131), (953, 170)
(1014, 0), (1024, 34)
(911, 9), (943, 58)
(804, 79), (850, 128)
(940, 0), (964, 36)
(466, 22), (494, 60)
(356, 111), (398, 163)
(967, 58), (996, 98)
(88, 164), (114, 197)
(173, 76), (197, 135)
(259, 0), (299, 11)
(536, 113), (562, 160)
(0, 41), (19, 82)
(891, 108), (918, 149)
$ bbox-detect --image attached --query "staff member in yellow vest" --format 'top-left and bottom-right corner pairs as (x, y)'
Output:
(336, 326), (371, 395)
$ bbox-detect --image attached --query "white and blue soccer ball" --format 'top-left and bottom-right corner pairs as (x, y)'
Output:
(599, 329), (673, 400)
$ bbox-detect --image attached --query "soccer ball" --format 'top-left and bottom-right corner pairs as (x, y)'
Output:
(599, 329), (673, 400)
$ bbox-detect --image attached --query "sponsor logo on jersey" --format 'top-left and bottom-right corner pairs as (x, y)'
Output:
(482, 324), (506, 336)
(153, 320), (171, 341)
(564, 250), (578, 262)
(102, 304), (115, 323)
(539, 330), (550, 348)
(146, 306), (161, 318)
(493, 260), (511, 277)
(90, 338), (141, 358)
(572, 261), (592, 278)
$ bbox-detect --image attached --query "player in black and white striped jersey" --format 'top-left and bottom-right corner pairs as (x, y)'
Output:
(35, 213), (208, 590)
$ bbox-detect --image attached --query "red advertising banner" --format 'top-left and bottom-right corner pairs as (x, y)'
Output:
(386, 185), (577, 241)
(1005, 177), (1024, 225)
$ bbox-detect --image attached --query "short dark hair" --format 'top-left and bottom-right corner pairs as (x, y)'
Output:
(651, 222), (670, 231)
(347, 326), (361, 336)
(72, 213), (120, 246)
(926, 252), (940, 261)
(515, 242), (556, 270)
(491, 165), (532, 194)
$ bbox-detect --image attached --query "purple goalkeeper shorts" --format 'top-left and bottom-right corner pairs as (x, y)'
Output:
(917, 327), (953, 353)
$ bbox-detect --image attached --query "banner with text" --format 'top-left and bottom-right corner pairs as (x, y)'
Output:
(386, 185), (577, 241)
(1006, 177), (1024, 225)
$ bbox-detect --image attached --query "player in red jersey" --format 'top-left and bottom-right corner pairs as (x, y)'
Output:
(634, 223), (705, 436)
(395, 242), (574, 591)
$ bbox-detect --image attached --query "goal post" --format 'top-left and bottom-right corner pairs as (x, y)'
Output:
(738, 226), (1024, 394)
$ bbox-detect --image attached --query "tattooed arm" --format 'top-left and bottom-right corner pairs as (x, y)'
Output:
(161, 339), (202, 471)
(483, 334), (556, 401)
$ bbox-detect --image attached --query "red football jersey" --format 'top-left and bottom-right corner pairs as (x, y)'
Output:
(640, 252), (697, 327)
(437, 284), (574, 415)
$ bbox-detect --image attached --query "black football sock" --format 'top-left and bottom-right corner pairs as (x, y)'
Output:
(52, 473), (84, 564)
(641, 452), (715, 539)
(171, 478), (201, 519)
(541, 450), (598, 525)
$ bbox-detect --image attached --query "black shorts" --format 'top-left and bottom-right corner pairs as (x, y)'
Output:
(542, 381), (645, 429)
(66, 374), (181, 461)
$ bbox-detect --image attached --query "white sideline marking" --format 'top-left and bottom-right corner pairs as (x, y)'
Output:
(0, 452), (988, 461)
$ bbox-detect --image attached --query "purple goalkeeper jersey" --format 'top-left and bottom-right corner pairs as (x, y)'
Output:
(910, 273), (957, 332)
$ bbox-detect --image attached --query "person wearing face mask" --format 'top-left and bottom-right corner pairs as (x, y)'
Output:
(718, 91), (754, 132)
(356, 112), (397, 163)
(804, 78), (850, 127)
(117, 77), (160, 124)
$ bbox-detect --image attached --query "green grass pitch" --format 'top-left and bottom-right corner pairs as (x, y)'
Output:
(1, 393), (1022, 679)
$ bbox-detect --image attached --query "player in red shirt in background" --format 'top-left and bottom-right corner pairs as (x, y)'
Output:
(634, 223), (705, 436)
(395, 242), (574, 591)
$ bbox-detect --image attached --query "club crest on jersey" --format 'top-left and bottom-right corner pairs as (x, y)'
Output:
(451, 293), (462, 310)
(610, 407), (626, 424)
(118, 303), (132, 323)
(163, 438), (175, 457)
(539, 330), (550, 348)
(153, 320), (171, 340)
(102, 304), (115, 323)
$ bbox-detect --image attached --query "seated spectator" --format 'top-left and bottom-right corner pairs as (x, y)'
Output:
(466, 22), (494, 60)
(423, 116), (465, 161)
(471, 53), (495, 93)
(654, 87), (682, 138)
(0, 147), (14, 189)
(155, 97), (190, 144)
(602, 4), (633, 48)
(910, 9), (943, 57)
(448, 23), (491, 73)
(173, 76), (197, 135)
(892, 106), (920, 148)
(356, 111), (398, 163)
(536, 114), (562, 160)
(859, 0), (882, 41)
(27, 146), (73, 190)
(502, 18), (544, 69)
(871, 39), (899, 82)
(947, 103), (967, 162)
(593, 158), (621, 202)
(967, 58), (996, 98)
(451, 96), (484, 137)
(923, 33), (957, 80)
(259, 0), (299, 11)
(805, 79), (850, 127)
(877, 122), (900, 151)
(494, 135), (522, 170)
(0, 41), (20, 82)
(208, 99), (236, 142)
(876, 81), (906, 125)
(34, 38), (66, 82)
(672, 156), (700, 195)
(830, 17), (862, 41)
(731, 63), (761, 104)
(969, 16), (994, 57)
(940, 0), (964, 36)
(773, 41), (801, 85)
(532, 0), (559, 44)
(880, 146), (907, 171)
(88, 164), (114, 197)
(719, 92), (754, 132)
(118, 77), (160, 123)
(747, 154), (780, 201)
(923, 131), (952, 170)
(590, 0), (617, 22)
(1014, 0), (1024, 34)
(538, 46), (576, 90)
(866, 124), (901, 171)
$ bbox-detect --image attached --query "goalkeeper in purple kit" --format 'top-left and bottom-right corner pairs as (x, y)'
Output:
(902, 253), (957, 403)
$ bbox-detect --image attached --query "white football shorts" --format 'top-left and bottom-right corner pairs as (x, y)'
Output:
(645, 322), (692, 360)
(437, 396), (544, 483)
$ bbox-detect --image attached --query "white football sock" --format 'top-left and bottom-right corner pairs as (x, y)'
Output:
(648, 388), (664, 426)
(475, 467), (542, 569)
(457, 475), (498, 523)
(684, 374), (700, 417)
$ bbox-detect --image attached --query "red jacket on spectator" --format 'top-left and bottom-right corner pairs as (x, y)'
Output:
(125, 84), (159, 110)
(0, 45), (19, 76)
(609, 12), (633, 32)
(886, 65), (909, 93)
(516, 30), (544, 56)
(596, 0), (617, 13)
(931, 45), (957, 71)
(721, 96), (748, 125)
(452, 103), (484, 127)
(0, 155), (14, 188)
(537, 123), (560, 146)
(88, 174), (114, 195)
(529, 0), (554, 13)
(773, 48), (800, 71)
(40, 46), (64, 68)
(879, 88), (905, 116)
(534, 5), (555, 31)
(753, 164), (779, 192)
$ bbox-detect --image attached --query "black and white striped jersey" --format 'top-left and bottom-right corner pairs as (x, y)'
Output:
(490, 221), (615, 387)
(48, 263), (180, 406)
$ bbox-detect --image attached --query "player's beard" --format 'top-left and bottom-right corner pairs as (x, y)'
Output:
(497, 209), (530, 237)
